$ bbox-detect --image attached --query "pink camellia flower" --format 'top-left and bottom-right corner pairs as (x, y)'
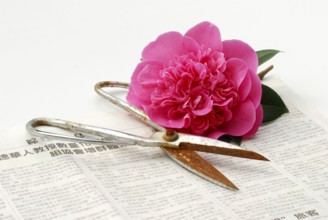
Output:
(127, 21), (263, 138)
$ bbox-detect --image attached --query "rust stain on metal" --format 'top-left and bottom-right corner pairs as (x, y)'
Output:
(163, 147), (238, 190)
(163, 130), (179, 142)
(178, 142), (269, 161)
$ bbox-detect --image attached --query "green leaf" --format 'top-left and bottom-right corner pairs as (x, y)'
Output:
(261, 84), (289, 123)
(257, 49), (280, 66)
(218, 135), (242, 146)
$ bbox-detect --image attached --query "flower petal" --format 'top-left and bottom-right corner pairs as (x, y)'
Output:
(222, 40), (258, 75)
(244, 105), (263, 136)
(219, 100), (256, 136)
(225, 58), (248, 88)
(190, 116), (210, 135)
(192, 100), (213, 116)
(142, 32), (200, 65)
(145, 106), (190, 129)
(247, 68), (262, 107)
(206, 129), (225, 139)
(126, 61), (163, 108)
(237, 72), (251, 102)
(185, 21), (223, 51)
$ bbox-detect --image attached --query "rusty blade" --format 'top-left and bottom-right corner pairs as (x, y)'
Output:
(162, 147), (238, 190)
(178, 142), (269, 161)
(151, 131), (269, 161)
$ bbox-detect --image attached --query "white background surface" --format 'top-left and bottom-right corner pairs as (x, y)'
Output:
(1, 0), (328, 132)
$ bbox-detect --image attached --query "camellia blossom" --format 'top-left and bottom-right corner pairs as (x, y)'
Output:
(127, 21), (263, 138)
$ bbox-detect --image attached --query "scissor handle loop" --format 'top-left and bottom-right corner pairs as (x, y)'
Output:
(26, 117), (168, 147)
(94, 81), (165, 132)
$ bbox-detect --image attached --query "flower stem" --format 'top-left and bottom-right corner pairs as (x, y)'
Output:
(258, 65), (274, 80)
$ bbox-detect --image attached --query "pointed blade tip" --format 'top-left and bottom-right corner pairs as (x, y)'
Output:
(243, 149), (269, 161)
(254, 153), (270, 161)
(212, 179), (239, 190)
(224, 182), (239, 191)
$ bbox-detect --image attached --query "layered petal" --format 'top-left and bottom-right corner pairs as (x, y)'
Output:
(237, 73), (252, 102)
(186, 21), (223, 51)
(219, 100), (256, 136)
(142, 32), (200, 65)
(206, 129), (225, 139)
(126, 60), (163, 107)
(247, 68), (262, 107)
(244, 105), (263, 136)
(222, 40), (258, 75)
(145, 105), (190, 129)
(225, 58), (248, 88)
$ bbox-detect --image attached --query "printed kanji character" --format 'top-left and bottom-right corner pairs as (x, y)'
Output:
(0, 154), (10, 160)
(61, 149), (73, 154)
(68, 143), (79, 148)
(78, 142), (91, 147)
(106, 145), (120, 150)
(96, 146), (107, 152)
(85, 147), (96, 153)
(23, 149), (34, 156)
(26, 138), (38, 145)
(45, 144), (56, 151)
(56, 143), (68, 148)
(9, 152), (21, 158)
(33, 147), (45, 154)
(49, 150), (63, 157)
(305, 210), (319, 217)
(294, 213), (308, 219)
(73, 149), (84, 154)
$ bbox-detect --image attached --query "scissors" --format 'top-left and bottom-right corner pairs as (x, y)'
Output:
(26, 81), (269, 190)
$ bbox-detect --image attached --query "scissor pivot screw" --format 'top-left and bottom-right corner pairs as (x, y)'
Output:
(163, 130), (179, 142)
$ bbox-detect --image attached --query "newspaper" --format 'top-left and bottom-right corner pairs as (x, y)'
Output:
(0, 79), (328, 220)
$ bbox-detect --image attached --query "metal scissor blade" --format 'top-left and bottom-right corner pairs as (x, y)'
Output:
(176, 133), (268, 161)
(179, 142), (269, 161)
(151, 131), (269, 161)
(162, 147), (238, 190)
